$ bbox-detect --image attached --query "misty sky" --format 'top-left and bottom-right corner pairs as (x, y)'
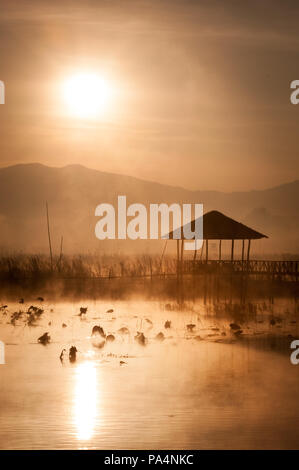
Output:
(0, 0), (299, 191)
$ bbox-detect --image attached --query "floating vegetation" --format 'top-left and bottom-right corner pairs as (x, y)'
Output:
(38, 332), (50, 345)
(155, 332), (165, 341)
(135, 331), (147, 346)
(69, 346), (77, 362)
(106, 334), (115, 342)
(92, 325), (105, 338)
(79, 307), (87, 316)
(186, 324), (196, 332)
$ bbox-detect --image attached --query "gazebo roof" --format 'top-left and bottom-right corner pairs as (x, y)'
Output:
(166, 210), (268, 240)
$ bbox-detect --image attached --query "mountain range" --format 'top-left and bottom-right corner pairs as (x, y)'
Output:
(0, 163), (298, 254)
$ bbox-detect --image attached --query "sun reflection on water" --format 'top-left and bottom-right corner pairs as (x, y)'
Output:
(74, 361), (97, 441)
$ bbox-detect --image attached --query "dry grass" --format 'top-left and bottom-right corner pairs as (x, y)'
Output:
(0, 253), (177, 281)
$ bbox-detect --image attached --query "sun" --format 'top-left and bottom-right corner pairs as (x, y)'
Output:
(62, 73), (112, 118)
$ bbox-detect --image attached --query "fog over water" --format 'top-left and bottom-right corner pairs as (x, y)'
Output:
(0, 280), (299, 449)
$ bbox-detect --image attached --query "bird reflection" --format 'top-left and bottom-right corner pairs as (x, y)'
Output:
(74, 362), (97, 441)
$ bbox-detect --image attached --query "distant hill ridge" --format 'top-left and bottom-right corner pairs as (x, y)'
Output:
(0, 163), (298, 253)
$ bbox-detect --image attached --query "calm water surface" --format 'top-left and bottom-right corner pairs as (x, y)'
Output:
(0, 297), (299, 449)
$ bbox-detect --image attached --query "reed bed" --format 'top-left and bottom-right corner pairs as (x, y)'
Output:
(0, 254), (178, 281)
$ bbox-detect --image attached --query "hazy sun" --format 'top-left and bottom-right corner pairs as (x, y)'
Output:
(62, 73), (112, 118)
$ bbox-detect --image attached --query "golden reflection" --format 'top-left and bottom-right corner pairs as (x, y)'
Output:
(74, 361), (97, 441)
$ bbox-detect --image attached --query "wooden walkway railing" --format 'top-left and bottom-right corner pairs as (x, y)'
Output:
(184, 260), (299, 281)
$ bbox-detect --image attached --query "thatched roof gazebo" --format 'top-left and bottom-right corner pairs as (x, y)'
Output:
(166, 210), (268, 272)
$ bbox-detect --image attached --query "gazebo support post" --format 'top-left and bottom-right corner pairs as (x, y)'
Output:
(206, 239), (209, 263)
(231, 239), (234, 262)
(200, 240), (205, 261)
(247, 239), (251, 266)
(177, 239), (180, 278)
(219, 240), (222, 261)
(242, 239), (245, 263)
(181, 239), (184, 277)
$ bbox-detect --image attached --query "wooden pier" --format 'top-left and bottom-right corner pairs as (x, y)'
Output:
(184, 259), (299, 282)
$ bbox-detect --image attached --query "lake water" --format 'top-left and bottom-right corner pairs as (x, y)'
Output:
(0, 292), (299, 449)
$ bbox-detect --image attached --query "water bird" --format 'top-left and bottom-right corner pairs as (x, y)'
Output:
(0, 305), (8, 310)
(186, 324), (196, 332)
(145, 318), (153, 325)
(120, 360), (127, 366)
(106, 309), (114, 313)
(38, 332), (50, 345)
(229, 323), (241, 331)
(19, 298), (24, 304)
(62, 323), (67, 328)
(69, 346), (77, 362)
(135, 331), (146, 346)
(37, 297), (44, 302)
(164, 320), (171, 329)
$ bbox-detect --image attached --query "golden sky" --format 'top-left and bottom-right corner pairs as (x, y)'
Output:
(0, 0), (299, 191)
